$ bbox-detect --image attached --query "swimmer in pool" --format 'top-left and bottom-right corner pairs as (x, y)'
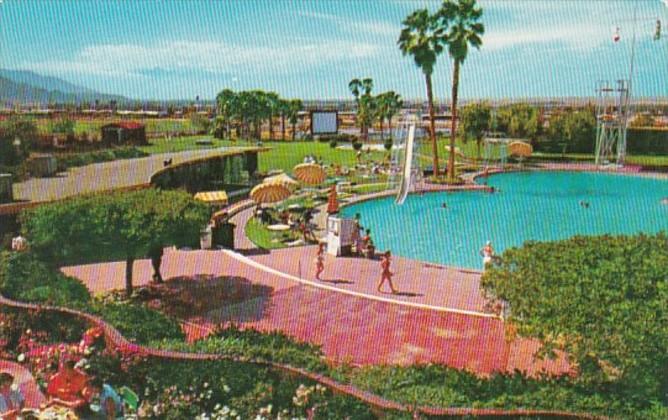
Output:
(579, 200), (590, 208)
(441, 202), (447, 209)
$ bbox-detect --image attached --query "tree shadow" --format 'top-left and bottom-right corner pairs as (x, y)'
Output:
(237, 248), (271, 256)
(141, 275), (274, 323)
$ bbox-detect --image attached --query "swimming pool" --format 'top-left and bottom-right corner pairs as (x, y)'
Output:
(341, 171), (668, 269)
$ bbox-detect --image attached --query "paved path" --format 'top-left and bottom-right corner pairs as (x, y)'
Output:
(62, 249), (570, 376)
(5, 147), (257, 206)
(0, 359), (46, 409)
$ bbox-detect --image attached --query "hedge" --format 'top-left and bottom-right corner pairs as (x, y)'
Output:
(626, 128), (668, 154)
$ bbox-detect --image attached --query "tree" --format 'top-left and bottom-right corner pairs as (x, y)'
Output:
(481, 234), (668, 403)
(376, 91), (403, 141)
(437, 0), (484, 181)
(0, 117), (38, 166)
(265, 92), (280, 141)
(215, 89), (237, 138)
(287, 99), (303, 140)
(278, 99), (291, 141)
(630, 113), (655, 128)
(349, 78), (375, 142)
(22, 189), (211, 297)
(398, 8), (445, 175)
(459, 101), (491, 159)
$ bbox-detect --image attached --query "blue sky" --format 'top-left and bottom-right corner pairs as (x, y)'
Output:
(1, 0), (666, 100)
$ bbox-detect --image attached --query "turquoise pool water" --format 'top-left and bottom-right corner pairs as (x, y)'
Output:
(342, 171), (668, 269)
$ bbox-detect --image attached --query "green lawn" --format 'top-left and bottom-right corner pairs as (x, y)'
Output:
(139, 135), (233, 154)
(35, 118), (196, 136)
(245, 217), (301, 250)
(257, 141), (384, 173)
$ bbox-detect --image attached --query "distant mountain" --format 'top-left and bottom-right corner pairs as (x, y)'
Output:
(0, 69), (130, 105)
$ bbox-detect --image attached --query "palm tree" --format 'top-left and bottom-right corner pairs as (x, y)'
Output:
(349, 78), (375, 142)
(265, 92), (280, 141)
(384, 91), (403, 139)
(278, 99), (290, 141)
(348, 79), (362, 101)
(287, 99), (303, 140)
(215, 89), (237, 138)
(437, 0), (484, 181)
(398, 8), (446, 176)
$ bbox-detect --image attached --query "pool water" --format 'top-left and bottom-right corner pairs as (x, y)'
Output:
(342, 171), (668, 269)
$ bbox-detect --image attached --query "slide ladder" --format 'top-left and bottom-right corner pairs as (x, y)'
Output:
(395, 124), (415, 205)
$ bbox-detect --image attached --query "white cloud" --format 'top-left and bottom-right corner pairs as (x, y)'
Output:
(20, 39), (383, 78)
(299, 11), (400, 37)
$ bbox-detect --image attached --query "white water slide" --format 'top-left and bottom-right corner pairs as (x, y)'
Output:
(395, 124), (416, 205)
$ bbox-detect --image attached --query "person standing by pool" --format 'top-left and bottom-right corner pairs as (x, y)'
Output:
(378, 251), (398, 294)
(480, 241), (495, 268)
(315, 243), (325, 280)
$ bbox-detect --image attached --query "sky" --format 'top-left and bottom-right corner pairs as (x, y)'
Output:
(1, 0), (667, 101)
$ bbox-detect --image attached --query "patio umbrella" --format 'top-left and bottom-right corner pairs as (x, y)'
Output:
(293, 163), (327, 185)
(194, 190), (229, 206)
(264, 173), (299, 191)
(508, 141), (533, 158)
(250, 182), (292, 204)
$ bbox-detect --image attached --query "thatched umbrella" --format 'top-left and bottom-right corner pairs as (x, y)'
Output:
(250, 182), (292, 204)
(508, 141), (533, 158)
(264, 173), (299, 192)
(293, 163), (327, 185)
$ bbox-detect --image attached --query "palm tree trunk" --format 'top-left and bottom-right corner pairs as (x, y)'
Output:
(388, 117), (393, 139)
(125, 256), (134, 297)
(448, 60), (460, 181)
(426, 73), (439, 176)
(292, 122), (296, 140)
(281, 114), (286, 141)
(269, 116), (274, 140)
(380, 119), (384, 141)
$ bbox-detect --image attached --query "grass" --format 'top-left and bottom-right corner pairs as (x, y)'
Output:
(245, 217), (300, 250)
(35, 118), (196, 136)
(139, 135), (233, 154)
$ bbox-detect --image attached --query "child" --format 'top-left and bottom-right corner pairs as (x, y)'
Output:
(0, 372), (24, 420)
(315, 243), (326, 280)
(378, 251), (398, 294)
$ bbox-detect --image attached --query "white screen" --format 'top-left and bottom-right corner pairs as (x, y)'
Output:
(311, 112), (337, 134)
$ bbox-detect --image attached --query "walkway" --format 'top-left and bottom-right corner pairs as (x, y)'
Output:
(0, 359), (46, 409)
(0, 147), (262, 215)
(62, 249), (570, 376)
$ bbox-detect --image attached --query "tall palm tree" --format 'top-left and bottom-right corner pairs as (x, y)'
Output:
(384, 91), (403, 139)
(348, 79), (362, 101)
(349, 78), (375, 142)
(398, 8), (446, 176)
(437, 0), (484, 181)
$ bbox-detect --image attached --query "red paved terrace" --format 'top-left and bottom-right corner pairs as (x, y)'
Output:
(62, 248), (571, 377)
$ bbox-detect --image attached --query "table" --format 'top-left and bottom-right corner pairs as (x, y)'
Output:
(267, 224), (291, 232)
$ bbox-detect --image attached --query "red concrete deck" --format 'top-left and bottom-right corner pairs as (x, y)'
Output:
(62, 249), (570, 376)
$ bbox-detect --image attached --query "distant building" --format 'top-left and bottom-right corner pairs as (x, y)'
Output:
(101, 121), (147, 145)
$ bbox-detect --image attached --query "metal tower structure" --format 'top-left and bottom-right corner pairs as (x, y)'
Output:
(594, 80), (629, 166)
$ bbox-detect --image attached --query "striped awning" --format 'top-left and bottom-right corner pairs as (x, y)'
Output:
(194, 191), (229, 205)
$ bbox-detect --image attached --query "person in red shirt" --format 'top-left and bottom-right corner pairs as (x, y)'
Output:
(46, 360), (92, 409)
(378, 251), (398, 294)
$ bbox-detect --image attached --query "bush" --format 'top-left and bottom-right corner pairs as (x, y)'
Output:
(384, 138), (393, 151)
(329, 138), (338, 148)
(93, 301), (185, 344)
(627, 128), (668, 154)
(482, 233), (668, 405)
(352, 141), (363, 151)
(0, 251), (91, 307)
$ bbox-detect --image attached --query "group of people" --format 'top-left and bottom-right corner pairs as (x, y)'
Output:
(314, 243), (398, 294)
(45, 360), (124, 419)
(0, 360), (124, 419)
(351, 214), (375, 258)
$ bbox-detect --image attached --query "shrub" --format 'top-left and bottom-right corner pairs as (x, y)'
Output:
(384, 138), (393, 151)
(92, 301), (185, 344)
(352, 141), (363, 151)
(0, 251), (91, 307)
(482, 233), (668, 404)
(329, 138), (338, 148)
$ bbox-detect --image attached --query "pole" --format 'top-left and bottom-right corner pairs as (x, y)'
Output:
(619, 2), (640, 165)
